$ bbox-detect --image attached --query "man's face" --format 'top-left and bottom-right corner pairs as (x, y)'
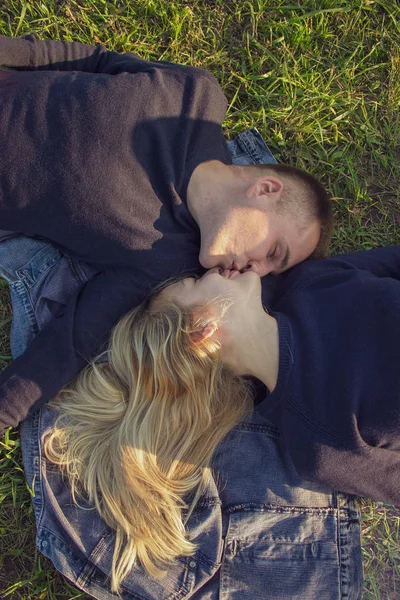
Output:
(199, 205), (321, 277)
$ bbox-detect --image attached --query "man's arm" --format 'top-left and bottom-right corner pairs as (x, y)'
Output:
(0, 269), (147, 433)
(0, 34), (145, 74)
(292, 437), (400, 507)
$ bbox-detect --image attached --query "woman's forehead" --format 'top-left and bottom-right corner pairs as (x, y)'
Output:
(160, 279), (188, 300)
(150, 279), (190, 311)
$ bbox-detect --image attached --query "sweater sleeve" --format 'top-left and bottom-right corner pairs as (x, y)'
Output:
(0, 269), (146, 433)
(331, 245), (400, 280)
(289, 428), (400, 507)
(270, 253), (400, 507)
(0, 34), (145, 74)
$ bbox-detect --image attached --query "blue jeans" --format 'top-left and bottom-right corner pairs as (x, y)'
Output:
(1, 129), (363, 599)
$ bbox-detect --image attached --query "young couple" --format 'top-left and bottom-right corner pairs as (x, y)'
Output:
(1, 34), (398, 598)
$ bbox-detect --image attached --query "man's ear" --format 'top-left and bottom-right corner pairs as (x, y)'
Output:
(190, 322), (218, 344)
(246, 176), (283, 199)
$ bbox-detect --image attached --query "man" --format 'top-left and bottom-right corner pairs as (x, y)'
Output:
(0, 131), (362, 599)
(0, 35), (333, 433)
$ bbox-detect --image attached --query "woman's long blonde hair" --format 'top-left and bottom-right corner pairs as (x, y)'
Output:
(44, 294), (252, 592)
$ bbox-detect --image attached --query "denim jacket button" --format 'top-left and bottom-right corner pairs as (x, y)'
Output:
(189, 560), (196, 568)
(188, 572), (195, 581)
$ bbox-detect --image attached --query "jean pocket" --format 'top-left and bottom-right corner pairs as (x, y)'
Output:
(222, 509), (341, 600)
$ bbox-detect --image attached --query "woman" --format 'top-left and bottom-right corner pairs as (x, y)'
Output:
(154, 245), (400, 507)
(43, 244), (399, 593)
(44, 295), (254, 590)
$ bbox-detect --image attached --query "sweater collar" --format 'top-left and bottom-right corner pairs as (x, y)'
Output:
(257, 312), (294, 413)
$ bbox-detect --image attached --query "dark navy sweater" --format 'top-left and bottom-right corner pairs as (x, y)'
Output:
(259, 246), (400, 506)
(0, 35), (229, 431)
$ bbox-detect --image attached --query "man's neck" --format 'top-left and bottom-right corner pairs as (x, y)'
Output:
(186, 160), (226, 221)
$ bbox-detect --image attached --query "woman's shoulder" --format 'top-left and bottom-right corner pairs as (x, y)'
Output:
(272, 246), (400, 307)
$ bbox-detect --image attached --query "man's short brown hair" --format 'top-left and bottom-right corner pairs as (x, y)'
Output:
(250, 163), (334, 258)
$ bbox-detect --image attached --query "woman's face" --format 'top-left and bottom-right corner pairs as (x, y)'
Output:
(155, 268), (273, 378)
(156, 268), (263, 322)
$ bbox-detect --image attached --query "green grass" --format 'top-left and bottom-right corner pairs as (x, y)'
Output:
(0, 0), (399, 597)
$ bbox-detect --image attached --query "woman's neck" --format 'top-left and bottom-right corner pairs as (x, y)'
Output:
(247, 312), (279, 392)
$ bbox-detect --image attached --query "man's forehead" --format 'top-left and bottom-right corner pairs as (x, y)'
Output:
(287, 217), (320, 250)
(273, 219), (320, 273)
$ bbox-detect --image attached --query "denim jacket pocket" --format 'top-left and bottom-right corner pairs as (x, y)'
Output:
(222, 508), (341, 600)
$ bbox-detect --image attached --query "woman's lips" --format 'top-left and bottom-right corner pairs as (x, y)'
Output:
(200, 267), (241, 281)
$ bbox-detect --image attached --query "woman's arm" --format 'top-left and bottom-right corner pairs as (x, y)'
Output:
(0, 34), (144, 74)
(269, 254), (400, 506)
(329, 245), (400, 280)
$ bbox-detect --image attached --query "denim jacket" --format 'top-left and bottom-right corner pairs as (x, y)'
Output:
(0, 129), (363, 599)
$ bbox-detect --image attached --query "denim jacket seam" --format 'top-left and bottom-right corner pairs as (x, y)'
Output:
(193, 497), (221, 510)
(24, 412), (44, 523)
(194, 550), (221, 572)
(10, 280), (38, 335)
(75, 537), (110, 590)
(234, 421), (281, 437)
(224, 503), (336, 515)
(67, 256), (92, 285)
(337, 494), (362, 599)
(240, 130), (264, 163)
(75, 560), (99, 593)
(15, 245), (62, 288)
(36, 413), (51, 532)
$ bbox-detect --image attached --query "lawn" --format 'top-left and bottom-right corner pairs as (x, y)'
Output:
(0, 0), (399, 598)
